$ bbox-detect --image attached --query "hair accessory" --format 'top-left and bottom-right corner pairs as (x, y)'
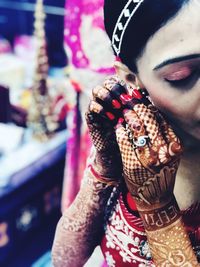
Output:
(112, 0), (144, 56)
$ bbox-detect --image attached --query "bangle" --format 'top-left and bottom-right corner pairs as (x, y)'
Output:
(88, 164), (119, 187)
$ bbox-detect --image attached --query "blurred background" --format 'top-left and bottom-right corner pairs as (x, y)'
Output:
(0, 0), (115, 266)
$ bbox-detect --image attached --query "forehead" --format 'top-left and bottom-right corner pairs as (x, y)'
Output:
(137, 0), (200, 70)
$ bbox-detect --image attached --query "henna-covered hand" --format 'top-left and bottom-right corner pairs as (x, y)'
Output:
(97, 79), (183, 208)
(115, 99), (183, 209)
(85, 75), (124, 182)
(100, 81), (198, 265)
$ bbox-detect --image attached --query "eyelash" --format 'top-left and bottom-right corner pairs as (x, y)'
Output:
(165, 70), (198, 87)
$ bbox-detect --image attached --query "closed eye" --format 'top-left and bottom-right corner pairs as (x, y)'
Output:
(164, 70), (199, 87)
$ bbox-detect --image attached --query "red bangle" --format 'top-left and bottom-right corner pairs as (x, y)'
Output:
(88, 164), (119, 187)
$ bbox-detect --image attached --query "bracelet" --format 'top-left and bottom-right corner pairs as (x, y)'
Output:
(138, 197), (181, 231)
(88, 164), (119, 187)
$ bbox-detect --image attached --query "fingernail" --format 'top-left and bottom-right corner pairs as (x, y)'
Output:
(123, 109), (130, 115)
(106, 112), (115, 120)
(115, 118), (124, 129)
(132, 89), (142, 99)
(120, 94), (132, 103)
(112, 99), (121, 109)
(118, 118), (124, 124)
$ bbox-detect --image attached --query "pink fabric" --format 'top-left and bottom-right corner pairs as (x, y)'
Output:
(102, 261), (108, 267)
(62, 0), (114, 212)
(101, 261), (108, 267)
(64, 0), (114, 73)
(61, 90), (92, 211)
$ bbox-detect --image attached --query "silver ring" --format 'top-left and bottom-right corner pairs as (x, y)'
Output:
(133, 135), (149, 147)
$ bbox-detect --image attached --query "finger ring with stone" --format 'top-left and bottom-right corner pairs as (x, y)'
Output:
(133, 135), (149, 147)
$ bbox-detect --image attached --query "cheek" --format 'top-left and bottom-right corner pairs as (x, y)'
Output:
(138, 70), (194, 124)
(138, 71), (179, 114)
(146, 85), (189, 122)
(150, 91), (176, 113)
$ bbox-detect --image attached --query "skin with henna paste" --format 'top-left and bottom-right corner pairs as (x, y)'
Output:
(52, 76), (124, 267)
(146, 219), (199, 266)
(85, 79), (123, 180)
(96, 77), (198, 264)
(113, 87), (198, 265)
(52, 159), (115, 267)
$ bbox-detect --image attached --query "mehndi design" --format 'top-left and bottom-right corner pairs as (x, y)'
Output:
(113, 89), (198, 265)
(85, 76), (124, 182)
(146, 218), (199, 266)
(115, 102), (182, 208)
(52, 164), (114, 267)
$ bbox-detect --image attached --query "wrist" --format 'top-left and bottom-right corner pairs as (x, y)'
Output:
(88, 164), (119, 187)
(95, 150), (122, 178)
(137, 196), (181, 231)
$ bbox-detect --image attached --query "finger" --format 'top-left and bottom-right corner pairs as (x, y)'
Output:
(103, 75), (124, 91)
(132, 88), (171, 142)
(123, 108), (162, 169)
(92, 84), (141, 130)
(115, 123), (149, 193)
(111, 84), (138, 108)
(134, 103), (183, 166)
(86, 100), (120, 152)
(85, 101), (103, 129)
(89, 100), (116, 122)
(151, 109), (183, 157)
(86, 101), (116, 152)
(104, 79), (137, 108)
(92, 85), (123, 112)
(104, 76), (146, 112)
(133, 91), (180, 146)
(92, 86), (109, 100)
(89, 100), (103, 114)
(133, 104), (164, 144)
(144, 106), (183, 157)
(115, 122), (138, 173)
(123, 109), (147, 140)
(165, 125), (183, 157)
(134, 104), (174, 166)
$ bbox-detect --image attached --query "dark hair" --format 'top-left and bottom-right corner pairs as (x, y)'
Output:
(104, 0), (189, 72)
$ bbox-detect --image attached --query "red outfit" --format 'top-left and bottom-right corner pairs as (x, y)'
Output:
(101, 192), (200, 267)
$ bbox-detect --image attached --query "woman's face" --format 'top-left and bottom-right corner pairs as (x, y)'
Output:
(136, 0), (200, 147)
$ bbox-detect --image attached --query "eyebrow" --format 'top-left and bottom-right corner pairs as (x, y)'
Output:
(153, 54), (200, 70)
